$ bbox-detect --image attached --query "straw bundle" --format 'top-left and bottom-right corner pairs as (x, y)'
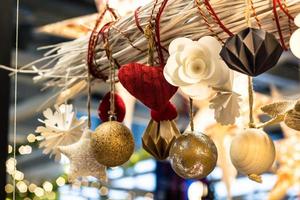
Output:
(24, 0), (300, 90)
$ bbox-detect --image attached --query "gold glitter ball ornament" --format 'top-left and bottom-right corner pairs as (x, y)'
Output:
(169, 131), (218, 179)
(91, 121), (135, 167)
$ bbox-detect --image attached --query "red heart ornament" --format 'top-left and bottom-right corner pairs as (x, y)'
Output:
(118, 63), (178, 111)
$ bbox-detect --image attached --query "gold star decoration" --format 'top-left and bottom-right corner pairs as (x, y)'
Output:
(58, 129), (107, 182)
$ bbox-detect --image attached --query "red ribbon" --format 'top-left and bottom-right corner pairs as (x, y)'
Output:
(203, 0), (233, 37)
(155, 0), (169, 67)
(273, 0), (288, 50)
(134, 7), (144, 34)
(276, 0), (294, 21)
(87, 4), (118, 79)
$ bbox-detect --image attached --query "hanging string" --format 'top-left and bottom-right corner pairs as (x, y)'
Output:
(194, 0), (224, 44)
(145, 23), (155, 66)
(244, 0), (255, 129)
(87, 69), (92, 128)
(277, 0), (294, 20)
(203, 0), (233, 36)
(249, 0), (262, 28)
(87, 3), (118, 80)
(189, 98), (194, 132)
(155, 0), (169, 67)
(244, 0), (252, 27)
(272, 0), (288, 50)
(13, 0), (20, 199)
(103, 30), (116, 120)
(134, 7), (144, 34)
(111, 25), (143, 52)
(248, 77), (255, 128)
(282, 0), (293, 36)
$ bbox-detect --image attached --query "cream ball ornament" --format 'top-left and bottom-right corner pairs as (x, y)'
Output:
(230, 128), (276, 183)
(290, 14), (300, 59)
(169, 131), (218, 179)
(91, 121), (135, 167)
(290, 29), (300, 59)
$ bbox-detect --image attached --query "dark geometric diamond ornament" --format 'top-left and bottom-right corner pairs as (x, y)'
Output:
(220, 28), (283, 76)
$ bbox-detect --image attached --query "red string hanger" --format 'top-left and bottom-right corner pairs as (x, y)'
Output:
(118, 0), (178, 112)
(87, 3), (119, 80)
(273, 0), (288, 50)
(202, 0), (234, 37)
(155, 0), (169, 67)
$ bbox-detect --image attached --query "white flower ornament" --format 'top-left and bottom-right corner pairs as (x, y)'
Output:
(164, 36), (241, 125)
(36, 104), (87, 161)
(290, 14), (300, 59)
(164, 36), (233, 98)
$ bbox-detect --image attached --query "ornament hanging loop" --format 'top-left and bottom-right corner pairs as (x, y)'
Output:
(248, 76), (256, 128)
(144, 23), (155, 66)
(244, 0), (256, 129)
(189, 98), (194, 132)
(244, 0), (252, 27)
(103, 33), (117, 121)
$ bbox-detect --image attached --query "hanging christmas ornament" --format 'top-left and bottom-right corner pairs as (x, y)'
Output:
(118, 21), (177, 112)
(91, 121), (134, 167)
(290, 14), (300, 59)
(58, 129), (107, 182)
(259, 100), (300, 131)
(98, 92), (126, 122)
(284, 101), (300, 131)
(230, 128), (275, 183)
(118, 63), (177, 111)
(91, 34), (135, 167)
(164, 36), (233, 94)
(209, 89), (241, 125)
(169, 131), (218, 179)
(169, 98), (218, 179)
(36, 104), (87, 161)
(220, 27), (283, 76)
(164, 36), (241, 125)
(142, 102), (180, 160)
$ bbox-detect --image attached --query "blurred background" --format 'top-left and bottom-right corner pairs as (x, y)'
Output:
(0, 0), (300, 200)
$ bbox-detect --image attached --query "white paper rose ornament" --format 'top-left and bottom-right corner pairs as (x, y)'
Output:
(164, 36), (233, 97)
(164, 36), (241, 125)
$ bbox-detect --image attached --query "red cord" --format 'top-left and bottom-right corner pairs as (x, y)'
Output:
(134, 7), (144, 34)
(277, 0), (294, 21)
(87, 9), (108, 79)
(272, 0), (288, 50)
(155, 0), (169, 67)
(203, 0), (233, 37)
(87, 4), (118, 79)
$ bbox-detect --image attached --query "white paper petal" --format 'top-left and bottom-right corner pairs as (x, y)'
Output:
(169, 37), (193, 55)
(198, 36), (222, 56)
(164, 54), (191, 86)
(177, 65), (200, 84)
(209, 91), (241, 125)
(179, 44), (206, 65)
(180, 83), (211, 100)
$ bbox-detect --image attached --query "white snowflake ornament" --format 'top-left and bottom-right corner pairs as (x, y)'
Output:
(36, 104), (87, 161)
